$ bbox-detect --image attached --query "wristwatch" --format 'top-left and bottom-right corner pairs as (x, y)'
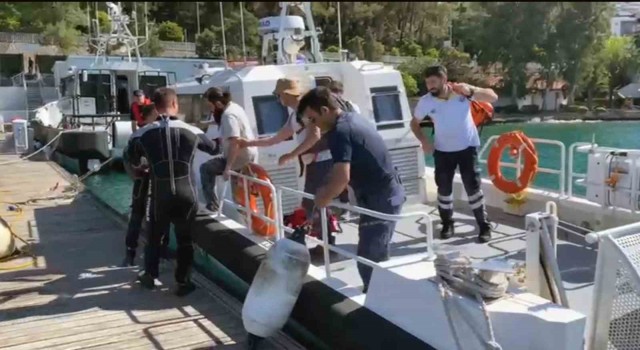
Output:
(467, 86), (476, 99)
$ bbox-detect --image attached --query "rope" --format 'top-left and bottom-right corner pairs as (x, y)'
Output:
(0, 218), (37, 271)
(434, 252), (505, 350)
(0, 130), (67, 166)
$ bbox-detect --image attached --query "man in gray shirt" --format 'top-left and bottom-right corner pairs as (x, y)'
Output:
(200, 87), (257, 212)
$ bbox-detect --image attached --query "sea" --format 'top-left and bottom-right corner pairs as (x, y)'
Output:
(83, 120), (640, 215)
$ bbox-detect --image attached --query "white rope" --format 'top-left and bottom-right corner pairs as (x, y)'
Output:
(434, 253), (505, 350)
(0, 130), (67, 166)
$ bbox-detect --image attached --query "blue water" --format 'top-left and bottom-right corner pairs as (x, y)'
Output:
(84, 121), (640, 214)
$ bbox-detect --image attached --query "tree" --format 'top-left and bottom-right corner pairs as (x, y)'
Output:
(0, 3), (21, 31)
(158, 21), (184, 42)
(401, 71), (418, 96)
(42, 21), (81, 54)
(600, 36), (640, 107)
(195, 28), (218, 58)
(96, 11), (111, 34)
(139, 23), (163, 57)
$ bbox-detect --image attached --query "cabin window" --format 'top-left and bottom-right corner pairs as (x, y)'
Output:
(252, 95), (289, 135)
(61, 76), (75, 97)
(315, 76), (333, 88)
(80, 73), (112, 115)
(138, 75), (167, 98)
(370, 86), (404, 130)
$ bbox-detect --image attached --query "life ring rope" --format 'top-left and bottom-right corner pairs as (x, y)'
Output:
(487, 131), (539, 195)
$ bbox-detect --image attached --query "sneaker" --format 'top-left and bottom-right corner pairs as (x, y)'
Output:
(477, 225), (492, 243)
(440, 221), (455, 239)
(175, 281), (196, 297)
(137, 272), (156, 290)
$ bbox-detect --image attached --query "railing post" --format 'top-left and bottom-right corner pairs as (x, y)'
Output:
(243, 176), (252, 231)
(276, 188), (284, 240)
(320, 208), (331, 278)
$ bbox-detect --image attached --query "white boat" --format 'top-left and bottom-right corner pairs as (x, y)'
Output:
(176, 2), (640, 349)
(29, 2), (225, 174)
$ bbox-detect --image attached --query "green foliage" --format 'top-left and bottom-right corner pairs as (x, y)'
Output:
(346, 36), (365, 59)
(42, 21), (81, 54)
(96, 11), (111, 34)
(401, 71), (419, 96)
(158, 21), (184, 42)
(400, 41), (423, 57)
(325, 45), (340, 53)
(139, 23), (164, 57)
(364, 32), (385, 61)
(389, 47), (401, 56)
(195, 28), (218, 58)
(0, 3), (21, 31)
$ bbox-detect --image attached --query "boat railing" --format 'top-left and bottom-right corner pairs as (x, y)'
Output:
(584, 221), (640, 350)
(217, 170), (282, 239)
(275, 186), (435, 279)
(216, 173), (435, 280)
(478, 136), (567, 196)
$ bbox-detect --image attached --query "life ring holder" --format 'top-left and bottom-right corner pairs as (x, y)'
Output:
(487, 131), (539, 194)
(233, 163), (277, 237)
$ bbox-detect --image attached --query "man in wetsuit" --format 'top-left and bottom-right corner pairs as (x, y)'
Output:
(298, 87), (406, 293)
(127, 88), (218, 296)
(122, 104), (172, 267)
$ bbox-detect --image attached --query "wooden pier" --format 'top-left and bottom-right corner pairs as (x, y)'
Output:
(0, 153), (304, 350)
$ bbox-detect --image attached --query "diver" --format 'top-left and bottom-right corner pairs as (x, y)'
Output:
(126, 87), (218, 296)
(122, 104), (170, 267)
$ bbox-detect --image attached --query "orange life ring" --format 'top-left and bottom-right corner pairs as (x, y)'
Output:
(487, 131), (539, 194)
(233, 163), (277, 237)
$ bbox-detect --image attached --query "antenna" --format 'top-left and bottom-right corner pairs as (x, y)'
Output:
(258, 2), (324, 65)
(89, 2), (150, 66)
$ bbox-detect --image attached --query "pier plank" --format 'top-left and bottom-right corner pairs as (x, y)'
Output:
(0, 155), (304, 350)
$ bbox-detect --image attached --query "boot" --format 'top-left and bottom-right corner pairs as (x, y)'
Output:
(473, 208), (492, 243)
(175, 280), (196, 297)
(122, 248), (136, 267)
(137, 272), (156, 290)
(440, 220), (455, 239)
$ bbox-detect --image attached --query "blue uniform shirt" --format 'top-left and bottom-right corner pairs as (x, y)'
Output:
(325, 112), (405, 211)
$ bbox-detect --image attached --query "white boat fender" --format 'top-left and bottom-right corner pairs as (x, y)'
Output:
(0, 216), (16, 259)
(242, 226), (311, 348)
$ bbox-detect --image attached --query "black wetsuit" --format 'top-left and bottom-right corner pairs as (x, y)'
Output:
(126, 116), (217, 283)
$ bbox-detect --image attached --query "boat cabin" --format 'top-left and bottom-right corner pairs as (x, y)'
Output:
(177, 61), (426, 213)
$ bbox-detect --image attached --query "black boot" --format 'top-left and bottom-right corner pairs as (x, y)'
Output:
(478, 224), (492, 243)
(122, 248), (136, 267)
(440, 221), (455, 239)
(175, 280), (196, 297)
(473, 208), (492, 243)
(137, 272), (156, 290)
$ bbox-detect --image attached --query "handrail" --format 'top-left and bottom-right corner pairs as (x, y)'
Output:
(217, 169), (282, 239)
(477, 135), (567, 196)
(567, 142), (594, 198)
(585, 221), (640, 244)
(277, 186), (435, 279)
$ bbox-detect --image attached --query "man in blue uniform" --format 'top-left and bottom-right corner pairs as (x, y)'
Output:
(410, 65), (498, 243)
(297, 87), (406, 293)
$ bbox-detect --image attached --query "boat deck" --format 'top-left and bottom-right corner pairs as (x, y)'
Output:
(0, 154), (304, 350)
(312, 201), (597, 315)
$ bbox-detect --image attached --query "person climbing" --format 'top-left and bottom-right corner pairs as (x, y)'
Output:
(298, 87), (406, 292)
(127, 88), (218, 296)
(410, 65), (498, 243)
(199, 87), (258, 212)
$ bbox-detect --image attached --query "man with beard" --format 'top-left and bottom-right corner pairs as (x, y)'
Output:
(199, 87), (258, 212)
(410, 65), (498, 243)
